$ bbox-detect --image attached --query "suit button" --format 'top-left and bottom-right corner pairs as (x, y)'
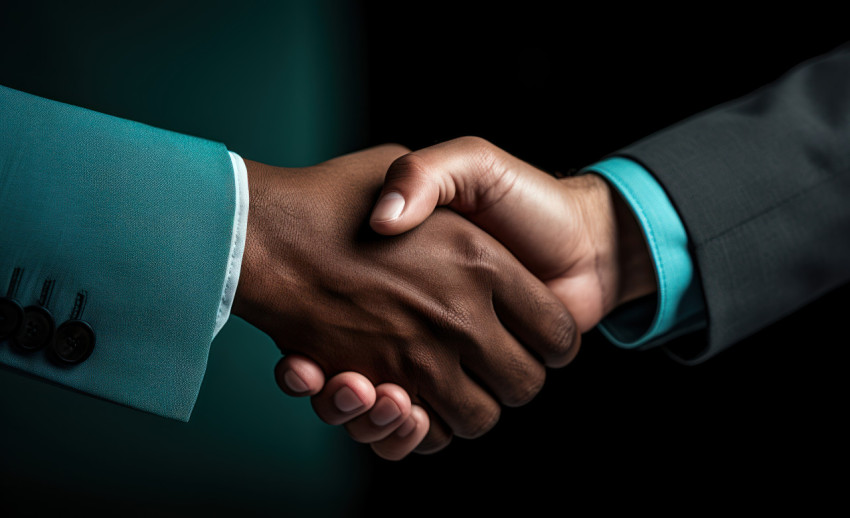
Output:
(52, 320), (95, 364)
(0, 298), (24, 339)
(13, 306), (55, 351)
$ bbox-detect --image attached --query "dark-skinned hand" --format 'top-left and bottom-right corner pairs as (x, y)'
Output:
(232, 144), (579, 455)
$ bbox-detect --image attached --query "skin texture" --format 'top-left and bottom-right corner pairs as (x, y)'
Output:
(231, 144), (579, 455)
(274, 354), (428, 460)
(370, 137), (657, 330)
(282, 137), (657, 460)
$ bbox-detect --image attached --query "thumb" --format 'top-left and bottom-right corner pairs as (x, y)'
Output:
(370, 137), (508, 235)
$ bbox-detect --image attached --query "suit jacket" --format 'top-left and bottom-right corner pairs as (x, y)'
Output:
(2, 43), (849, 417)
(0, 84), (238, 421)
(0, 2), (368, 514)
(2, 9), (844, 512)
(618, 43), (850, 363)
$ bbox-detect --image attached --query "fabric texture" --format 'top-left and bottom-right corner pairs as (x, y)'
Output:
(0, 85), (238, 421)
(587, 157), (706, 348)
(616, 43), (850, 363)
(215, 152), (249, 336)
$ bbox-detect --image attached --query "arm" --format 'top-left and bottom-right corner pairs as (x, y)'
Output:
(367, 136), (657, 335)
(365, 44), (850, 362)
(0, 84), (240, 421)
(329, 43), (850, 455)
(0, 86), (578, 453)
(231, 146), (578, 453)
(616, 43), (850, 362)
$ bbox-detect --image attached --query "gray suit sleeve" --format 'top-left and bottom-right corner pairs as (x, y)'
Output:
(616, 43), (850, 363)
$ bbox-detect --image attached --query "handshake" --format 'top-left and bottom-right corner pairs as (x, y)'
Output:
(233, 137), (657, 460)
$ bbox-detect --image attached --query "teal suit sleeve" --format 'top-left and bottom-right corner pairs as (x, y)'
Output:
(0, 85), (241, 421)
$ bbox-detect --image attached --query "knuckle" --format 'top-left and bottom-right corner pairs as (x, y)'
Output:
(399, 345), (444, 392)
(503, 367), (546, 407)
(457, 136), (501, 177)
(388, 152), (431, 182)
(452, 137), (518, 215)
(471, 140), (499, 171)
(413, 281), (485, 340)
(460, 230), (499, 271)
(543, 305), (578, 366)
(455, 401), (501, 439)
(456, 135), (494, 153)
(432, 300), (476, 336)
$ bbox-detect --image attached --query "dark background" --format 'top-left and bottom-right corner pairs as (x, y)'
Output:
(1, 1), (847, 515)
(357, 6), (848, 514)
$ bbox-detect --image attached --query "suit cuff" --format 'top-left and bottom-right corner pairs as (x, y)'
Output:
(0, 85), (239, 421)
(213, 152), (249, 336)
(581, 157), (706, 348)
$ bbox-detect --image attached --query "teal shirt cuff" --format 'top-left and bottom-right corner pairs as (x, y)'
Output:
(581, 157), (706, 348)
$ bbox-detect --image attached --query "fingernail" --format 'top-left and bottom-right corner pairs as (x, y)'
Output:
(283, 370), (309, 393)
(369, 397), (401, 427)
(395, 416), (417, 438)
(372, 192), (405, 222)
(333, 386), (364, 413)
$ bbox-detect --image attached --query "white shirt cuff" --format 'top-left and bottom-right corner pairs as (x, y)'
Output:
(213, 151), (249, 336)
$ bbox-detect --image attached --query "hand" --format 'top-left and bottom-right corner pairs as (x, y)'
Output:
(269, 138), (656, 459)
(275, 354), (430, 461)
(231, 144), (579, 455)
(369, 137), (657, 333)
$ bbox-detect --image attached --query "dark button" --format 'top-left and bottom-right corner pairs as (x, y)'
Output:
(13, 305), (55, 351)
(0, 297), (24, 339)
(52, 320), (95, 364)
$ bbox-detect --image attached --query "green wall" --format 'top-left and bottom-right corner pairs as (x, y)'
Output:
(0, 1), (370, 514)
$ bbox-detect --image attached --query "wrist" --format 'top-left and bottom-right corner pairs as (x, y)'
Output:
(232, 159), (294, 325)
(609, 181), (657, 308)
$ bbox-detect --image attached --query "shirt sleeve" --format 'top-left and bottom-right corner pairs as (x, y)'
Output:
(213, 152), (249, 337)
(581, 157), (707, 349)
